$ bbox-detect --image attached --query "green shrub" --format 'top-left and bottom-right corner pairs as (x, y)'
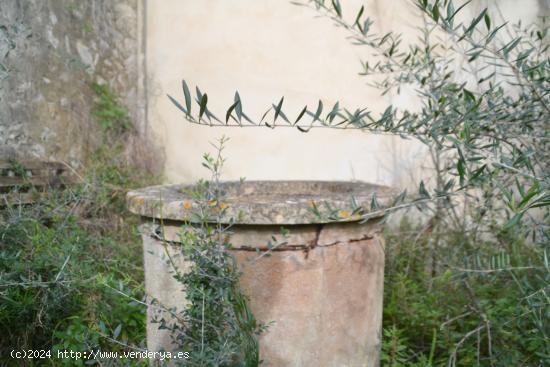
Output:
(90, 83), (132, 134)
(0, 83), (155, 366)
(0, 180), (149, 366)
(382, 218), (550, 366)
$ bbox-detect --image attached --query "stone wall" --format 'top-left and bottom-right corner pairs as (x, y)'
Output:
(0, 0), (145, 167)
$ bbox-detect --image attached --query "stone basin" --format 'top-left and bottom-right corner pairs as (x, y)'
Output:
(127, 180), (394, 224)
(127, 180), (394, 367)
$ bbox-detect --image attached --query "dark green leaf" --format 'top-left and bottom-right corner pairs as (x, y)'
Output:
(457, 158), (465, 186)
(355, 5), (364, 29)
(459, 8), (487, 41)
(225, 100), (240, 124)
(273, 97), (284, 122)
(463, 88), (475, 103)
(484, 13), (491, 30)
(446, 0), (455, 22)
(446, 0), (471, 22)
(331, 0), (342, 17)
(199, 93), (208, 120)
(470, 164), (486, 182)
(260, 106), (272, 123)
(502, 37), (521, 56)
(294, 105), (308, 125)
(432, 2), (440, 23)
(517, 183), (540, 209)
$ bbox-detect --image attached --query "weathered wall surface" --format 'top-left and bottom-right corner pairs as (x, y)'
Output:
(1, 0), (546, 183)
(0, 0), (145, 167)
(147, 0), (547, 189)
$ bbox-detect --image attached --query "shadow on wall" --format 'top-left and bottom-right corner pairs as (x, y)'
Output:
(145, 0), (546, 189)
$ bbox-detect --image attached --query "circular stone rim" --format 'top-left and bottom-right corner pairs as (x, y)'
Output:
(126, 180), (395, 225)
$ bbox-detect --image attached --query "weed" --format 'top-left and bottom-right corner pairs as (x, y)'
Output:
(90, 83), (132, 135)
(153, 137), (264, 366)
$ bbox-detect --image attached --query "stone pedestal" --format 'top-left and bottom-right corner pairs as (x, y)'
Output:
(127, 181), (394, 367)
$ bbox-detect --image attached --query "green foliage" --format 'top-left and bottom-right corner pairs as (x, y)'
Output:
(153, 137), (263, 366)
(0, 82), (156, 364)
(0, 186), (147, 366)
(91, 82), (132, 134)
(381, 325), (433, 367)
(0, 206), (83, 353)
(382, 218), (550, 366)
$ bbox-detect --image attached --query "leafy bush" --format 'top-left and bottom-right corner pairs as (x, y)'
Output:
(91, 82), (132, 134)
(0, 177), (148, 366)
(0, 83), (154, 366)
(382, 218), (549, 366)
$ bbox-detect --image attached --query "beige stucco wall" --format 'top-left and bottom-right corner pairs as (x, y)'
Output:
(146, 0), (545, 188)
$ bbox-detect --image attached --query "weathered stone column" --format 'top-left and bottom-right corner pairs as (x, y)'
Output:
(127, 181), (394, 367)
